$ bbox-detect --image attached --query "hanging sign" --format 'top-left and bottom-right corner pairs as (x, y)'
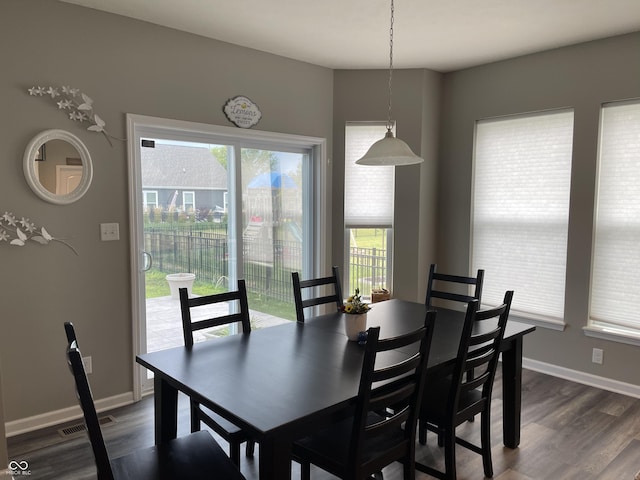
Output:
(223, 95), (262, 128)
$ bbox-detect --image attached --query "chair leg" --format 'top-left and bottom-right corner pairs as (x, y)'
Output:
(444, 428), (457, 480)
(230, 440), (241, 467)
(245, 439), (255, 457)
(419, 419), (427, 445)
(300, 460), (311, 480)
(189, 400), (201, 433)
(480, 411), (493, 477)
(402, 457), (413, 480)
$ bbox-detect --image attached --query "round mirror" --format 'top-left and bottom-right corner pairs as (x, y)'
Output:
(23, 129), (93, 205)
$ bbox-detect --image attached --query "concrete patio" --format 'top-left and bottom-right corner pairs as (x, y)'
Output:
(145, 295), (289, 353)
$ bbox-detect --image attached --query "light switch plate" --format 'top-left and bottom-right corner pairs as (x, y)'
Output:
(82, 356), (92, 374)
(100, 223), (120, 241)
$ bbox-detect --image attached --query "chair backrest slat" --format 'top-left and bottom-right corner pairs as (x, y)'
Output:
(426, 263), (485, 309)
(292, 266), (344, 322)
(180, 279), (251, 348)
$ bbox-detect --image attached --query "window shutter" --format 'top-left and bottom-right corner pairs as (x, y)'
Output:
(472, 110), (574, 321)
(590, 101), (640, 331)
(344, 123), (395, 228)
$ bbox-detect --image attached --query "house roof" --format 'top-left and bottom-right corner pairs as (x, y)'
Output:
(141, 143), (227, 190)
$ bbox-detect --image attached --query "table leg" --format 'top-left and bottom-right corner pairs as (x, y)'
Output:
(258, 436), (292, 480)
(501, 336), (523, 448)
(153, 375), (178, 445)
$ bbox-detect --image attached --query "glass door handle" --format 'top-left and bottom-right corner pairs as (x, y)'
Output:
(143, 251), (152, 271)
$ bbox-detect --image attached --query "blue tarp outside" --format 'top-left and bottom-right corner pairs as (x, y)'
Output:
(247, 172), (296, 189)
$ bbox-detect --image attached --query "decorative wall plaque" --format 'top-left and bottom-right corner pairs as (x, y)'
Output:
(223, 96), (262, 129)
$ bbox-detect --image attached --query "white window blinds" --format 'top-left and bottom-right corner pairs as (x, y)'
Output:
(590, 100), (640, 331)
(472, 110), (574, 321)
(344, 123), (395, 228)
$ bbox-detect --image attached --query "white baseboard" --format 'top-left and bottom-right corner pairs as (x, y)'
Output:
(5, 392), (134, 437)
(523, 357), (640, 399)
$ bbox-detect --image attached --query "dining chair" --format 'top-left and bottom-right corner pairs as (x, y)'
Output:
(416, 291), (514, 480)
(179, 280), (256, 466)
(292, 310), (436, 480)
(291, 265), (344, 322)
(425, 263), (484, 310)
(63, 322), (246, 480)
(425, 262), (485, 412)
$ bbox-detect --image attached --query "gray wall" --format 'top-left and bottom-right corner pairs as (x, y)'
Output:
(0, 0), (332, 428)
(2, 0), (640, 455)
(332, 69), (441, 300)
(0, 358), (6, 471)
(438, 32), (640, 384)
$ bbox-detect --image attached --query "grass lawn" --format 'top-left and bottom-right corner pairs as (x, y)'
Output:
(349, 228), (388, 249)
(144, 269), (296, 321)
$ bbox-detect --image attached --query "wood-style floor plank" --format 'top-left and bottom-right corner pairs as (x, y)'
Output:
(7, 368), (640, 479)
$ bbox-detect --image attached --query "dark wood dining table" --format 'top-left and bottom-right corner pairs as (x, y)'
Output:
(136, 298), (535, 480)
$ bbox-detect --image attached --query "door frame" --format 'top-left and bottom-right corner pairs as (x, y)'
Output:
(126, 114), (329, 400)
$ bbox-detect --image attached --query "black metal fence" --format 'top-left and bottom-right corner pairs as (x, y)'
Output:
(144, 226), (387, 302)
(145, 226), (302, 302)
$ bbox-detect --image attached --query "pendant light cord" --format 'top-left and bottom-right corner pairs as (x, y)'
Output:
(387, 0), (395, 133)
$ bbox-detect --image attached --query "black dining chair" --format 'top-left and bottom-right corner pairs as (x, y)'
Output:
(426, 262), (485, 411)
(292, 265), (344, 322)
(179, 279), (256, 466)
(425, 263), (484, 310)
(416, 291), (514, 480)
(292, 310), (436, 480)
(64, 322), (246, 480)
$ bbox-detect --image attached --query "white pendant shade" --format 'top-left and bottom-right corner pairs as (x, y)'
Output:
(355, 130), (423, 166)
(356, 0), (424, 167)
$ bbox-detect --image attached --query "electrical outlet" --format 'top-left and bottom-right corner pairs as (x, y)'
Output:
(100, 223), (120, 241)
(592, 348), (603, 365)
(82, 356), (92, 374)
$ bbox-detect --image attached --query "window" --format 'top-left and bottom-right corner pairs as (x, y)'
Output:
(344, 123), (394, 297)
(182, 191), (195, 211)
(472, 110), (574, 325)
(589, 100), (640, 339)
(143, 190), (158, 209)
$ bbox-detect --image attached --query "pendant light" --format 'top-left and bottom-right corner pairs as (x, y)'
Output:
(356, 0), (423, 166)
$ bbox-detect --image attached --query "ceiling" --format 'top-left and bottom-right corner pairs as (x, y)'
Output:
(60, 0), (640, 72)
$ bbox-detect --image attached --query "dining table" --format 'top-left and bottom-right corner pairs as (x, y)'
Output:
(136, 298), (535, 480)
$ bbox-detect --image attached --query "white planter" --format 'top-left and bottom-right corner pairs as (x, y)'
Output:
(344, 313), (367, 341)
(166, 273), (196, 299)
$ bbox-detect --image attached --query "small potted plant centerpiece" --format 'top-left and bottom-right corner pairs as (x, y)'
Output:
(341, 288), (371, 341)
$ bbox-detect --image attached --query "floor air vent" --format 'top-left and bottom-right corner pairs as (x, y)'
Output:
(58, 415), (117, 438)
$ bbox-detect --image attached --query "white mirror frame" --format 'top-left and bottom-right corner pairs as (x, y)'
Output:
(23, 129), (93, 205)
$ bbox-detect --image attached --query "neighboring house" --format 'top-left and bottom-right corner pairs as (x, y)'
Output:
(141, 143), (228, 219)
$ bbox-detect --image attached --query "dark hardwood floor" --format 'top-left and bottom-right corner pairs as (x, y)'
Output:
(7, 368), (640, 479)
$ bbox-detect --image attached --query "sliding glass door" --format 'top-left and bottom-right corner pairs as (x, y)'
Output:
(128, 115), (327, 396)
